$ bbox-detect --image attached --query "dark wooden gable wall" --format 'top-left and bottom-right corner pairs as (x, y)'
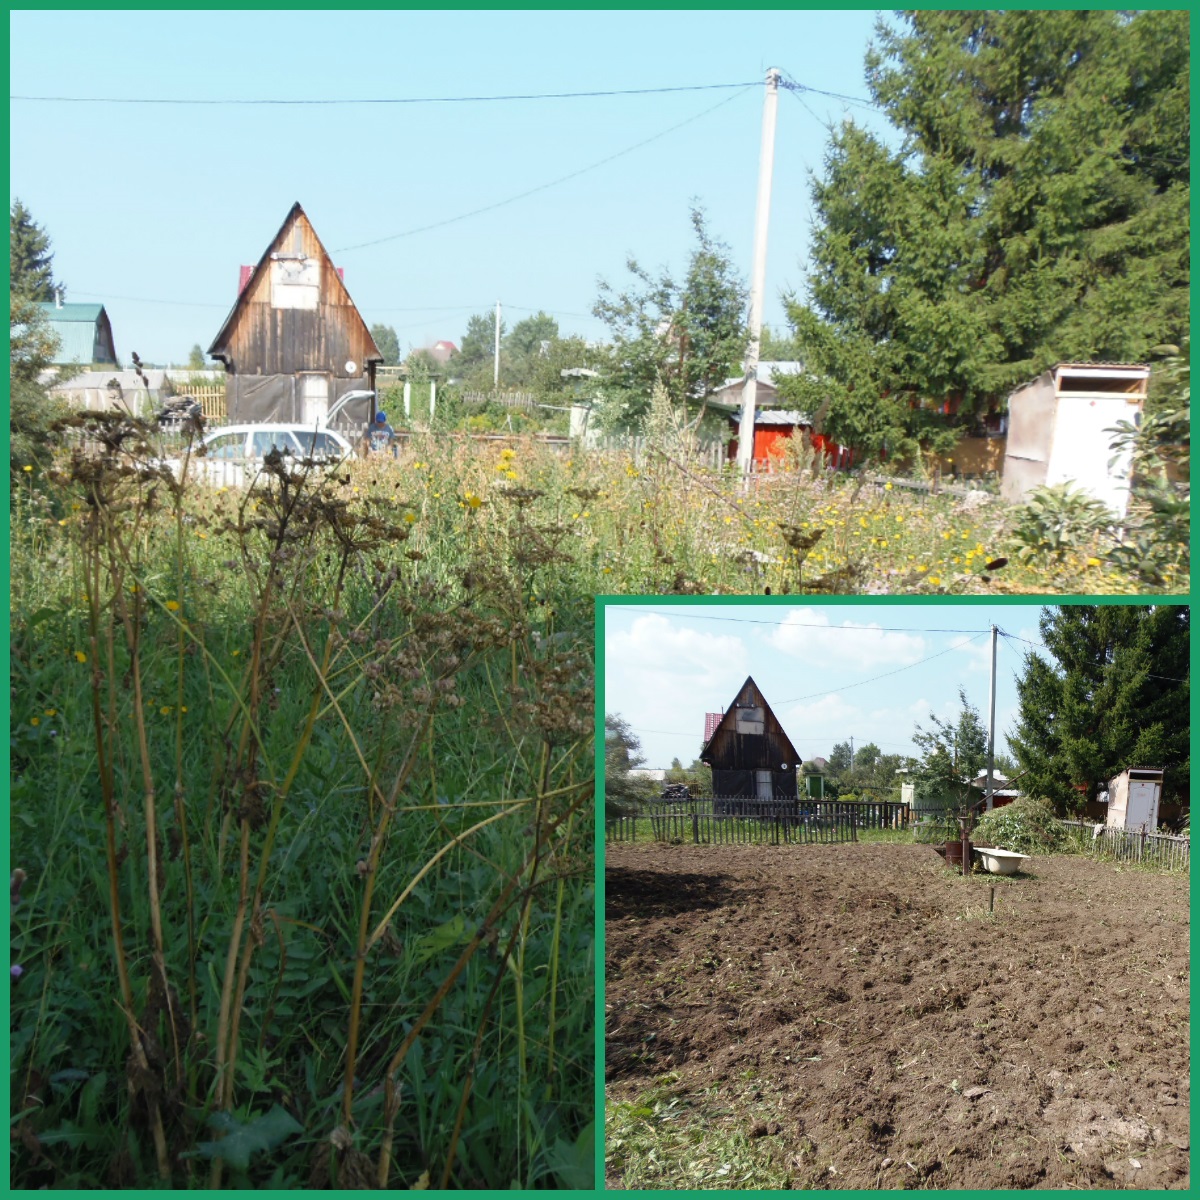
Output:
(700, 676), (800, 801)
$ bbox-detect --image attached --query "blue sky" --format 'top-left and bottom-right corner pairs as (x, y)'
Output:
(10, 10), (895, 365)
(603, 602), (1056, 770)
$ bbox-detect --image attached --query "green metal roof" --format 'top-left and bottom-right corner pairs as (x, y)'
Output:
(38, 302), (105, 322)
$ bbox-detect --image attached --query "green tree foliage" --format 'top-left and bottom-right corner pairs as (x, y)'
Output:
(593, 206), (749, 428)
(604, 714), (657, 816)
(10, 291), (67, 474)
(187, 343), (206, 370)
(781, 10), (1190, 460)
(665, 756), (712, 794)
(446, 311), (502, 390)
(1008, 605), (1189, 818)
(10, 198), (58, 301)
(853, 741), (881, 770)
(911, 687), (988, 805)
(370, 323), (401, 366)
(826, 741), (853, 774)
(504, 311), (559, 386)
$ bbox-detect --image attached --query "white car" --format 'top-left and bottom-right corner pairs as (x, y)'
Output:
(167, 423), (354, 488)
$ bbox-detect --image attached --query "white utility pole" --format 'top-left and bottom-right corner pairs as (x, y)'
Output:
(736, 67), (782, 479)
(985, 624), (998, 811)
(493, 300), (502, 389)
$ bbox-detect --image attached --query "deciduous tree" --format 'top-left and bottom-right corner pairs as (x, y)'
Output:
(604, 713), (657, 816)
(593, 206), (748, 428)
(370, 323), (401, 366)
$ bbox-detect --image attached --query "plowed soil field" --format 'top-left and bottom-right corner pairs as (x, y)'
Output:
(605, 842), (1189, 1190)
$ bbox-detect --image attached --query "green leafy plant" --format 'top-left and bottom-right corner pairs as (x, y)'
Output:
(1007, 482), (1113, 562)
(971, 796), (1068, 856)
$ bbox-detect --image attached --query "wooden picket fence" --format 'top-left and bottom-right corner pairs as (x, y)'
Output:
(178, 384), (227, 420)
(459, 390), (537, 410)
(590, 434), (727, 470)
(1059, 820), (1189, 871)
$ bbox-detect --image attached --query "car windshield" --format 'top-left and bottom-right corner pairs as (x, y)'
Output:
(204, 432), (246, 461)
(292, 430), (343, 457)
(250, 430), (303, 457)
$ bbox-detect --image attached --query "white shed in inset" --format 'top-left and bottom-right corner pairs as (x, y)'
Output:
(1001, 362), (1149, 515)
(1105, 766), (1164, 832)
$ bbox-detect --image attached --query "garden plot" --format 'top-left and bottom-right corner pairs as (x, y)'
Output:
(605, 842), (1189, 1190)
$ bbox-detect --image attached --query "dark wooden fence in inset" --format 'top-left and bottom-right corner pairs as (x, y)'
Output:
(604, 798), (910, 847)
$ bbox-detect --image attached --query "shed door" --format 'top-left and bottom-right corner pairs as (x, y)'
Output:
(1126, 780), (1157, 830)
(755, 770), (773, 801)
(301, 375), (329, 425)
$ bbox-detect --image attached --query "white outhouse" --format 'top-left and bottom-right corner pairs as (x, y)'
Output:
(1001, 362), (1149, 515)
(1104, 766), (1164, 833)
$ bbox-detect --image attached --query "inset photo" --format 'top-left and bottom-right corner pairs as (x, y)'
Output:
(603, 601), (1189, 1191)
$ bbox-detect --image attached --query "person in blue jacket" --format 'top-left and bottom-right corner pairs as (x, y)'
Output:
(368, 411), (396, 456)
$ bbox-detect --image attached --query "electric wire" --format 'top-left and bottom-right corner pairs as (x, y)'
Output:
(331, 86), (753, 252)
(11, 81), (763, 106)
(998, 630), (1189, 684)
(774, 633), (991, 706)
(615, 606), (995, 635)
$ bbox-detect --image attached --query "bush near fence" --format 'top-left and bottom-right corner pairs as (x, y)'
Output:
(1059, 820), (1189, 871)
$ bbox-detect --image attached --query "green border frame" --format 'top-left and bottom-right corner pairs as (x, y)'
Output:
(596, 592), (1194, 1194)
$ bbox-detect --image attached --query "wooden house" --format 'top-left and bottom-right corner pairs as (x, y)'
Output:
(38, 301), (118, 367)
(699, 676), (801, 802)
(208, 203), (383, 428)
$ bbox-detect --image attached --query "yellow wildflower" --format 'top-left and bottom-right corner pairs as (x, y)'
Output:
(30, 717), (39, 726)
(165, 600), (180, 612)
(74, 651), (87, 664)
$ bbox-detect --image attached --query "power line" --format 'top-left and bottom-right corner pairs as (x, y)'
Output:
(11, 80), (762, 107)
(998, 630), (1189, 684)
(332, 86), (752, 253)
(775, 633), (991, 706)
(779, 75), (882, 113)
(615, 606), (992, 635)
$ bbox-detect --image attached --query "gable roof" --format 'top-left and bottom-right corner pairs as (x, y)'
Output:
(207, 202), (382, 364)
(699, 675), (800, 764)
(37, 301), (117, 364)
(38, 302), (106, 323)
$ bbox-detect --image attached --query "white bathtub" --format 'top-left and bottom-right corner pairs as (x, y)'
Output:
(974, 847), (1030, 875)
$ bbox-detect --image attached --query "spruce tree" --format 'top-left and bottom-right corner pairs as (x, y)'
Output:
(782, 10), (1190, 458)
(10, 199), (57, 301)
(1008, 606), (1189, 815)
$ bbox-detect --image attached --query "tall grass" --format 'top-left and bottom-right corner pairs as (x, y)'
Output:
(10, 414), (593, 1188)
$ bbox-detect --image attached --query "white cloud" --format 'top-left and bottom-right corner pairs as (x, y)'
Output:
(607, 613), (746, 682)
(768, 608), (926, 671)
(605, 614), (751, 763)
(950, 635), (995, 673)
(780, 693), (862, 733)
